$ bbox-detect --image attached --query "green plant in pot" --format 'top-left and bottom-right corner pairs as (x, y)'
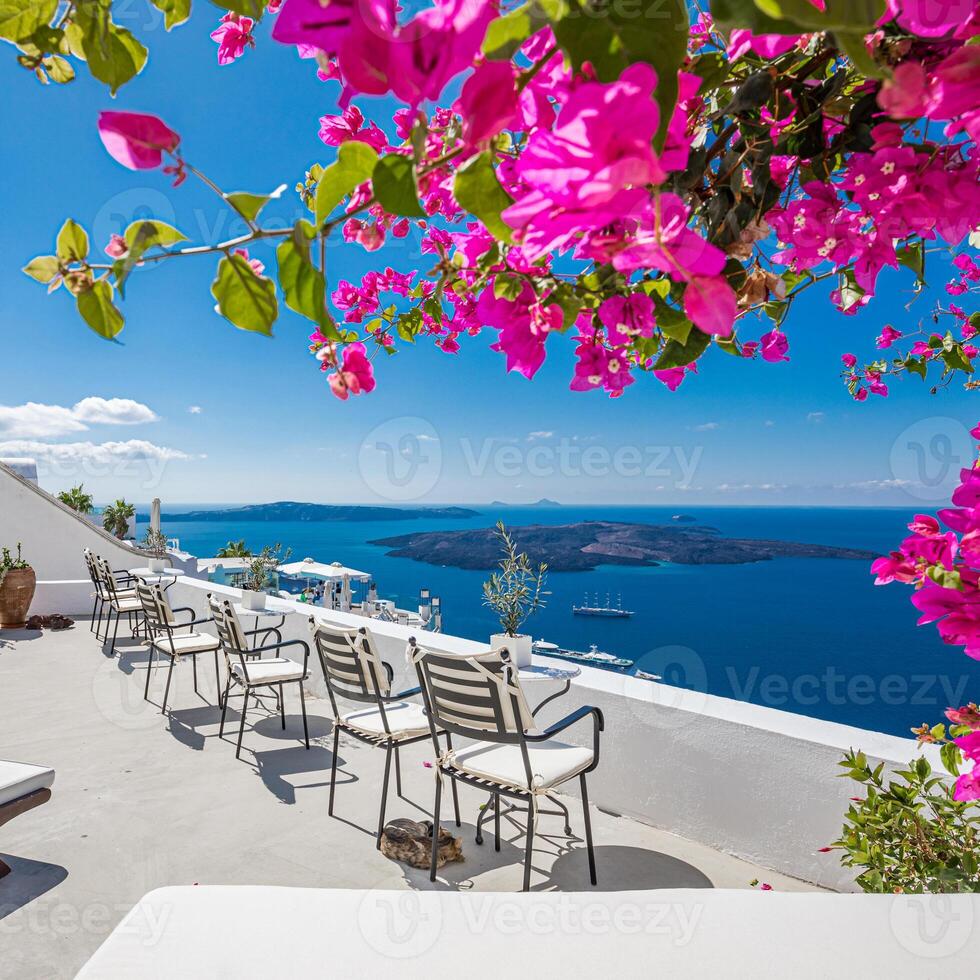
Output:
(102, 499), (135, 539)
(242, 544), (290, 611)
(482, 521), (548, 668)
(0, 544), (36, 630)
(141, 528), (170, 574)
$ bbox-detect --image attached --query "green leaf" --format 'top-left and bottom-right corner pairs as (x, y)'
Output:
(69, 6), (148, 95)
(149, 0), (191, 30)
(550, 283), (584, 331)
(837, 269), (865, 313)
(115, 220), (187, 294)
(0, 0), (56, 42)
(76, 280), (124, 339)
(211, 253), (278, 335)
(22, 255), (60, 283)
(940, 741), (962, 777)
(209, 0), (265, 19)
(371, 155), (425, 218)
(897, 241), (925, 284)
(453, 152), (515, 243)
(226, 184), (287, 224)
(755, 0), (886, 31)
(56, 219), (88, 262)
(315, 142), (379, 226)
(942, 346), (975, 375)
(276, 222), (332, 331)
(482, 3), (538, 60)
(653, 329), (711, 370)
(45, 54), (74, 83)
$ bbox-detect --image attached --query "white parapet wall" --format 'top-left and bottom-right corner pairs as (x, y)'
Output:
(2, 460), (935, 892)
(0, 461), (153, 614)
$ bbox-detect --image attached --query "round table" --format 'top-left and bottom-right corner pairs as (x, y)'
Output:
(517, 662), (581, 717)
(129, 567), (184, 590)
(231, 603), (287, 648)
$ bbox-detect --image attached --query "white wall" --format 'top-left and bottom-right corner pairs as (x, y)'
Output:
(3, 463), (936, 891)
(0, 461), (151, 614)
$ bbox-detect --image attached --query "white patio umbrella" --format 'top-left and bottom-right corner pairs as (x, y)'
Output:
(150, 498), (161, 534)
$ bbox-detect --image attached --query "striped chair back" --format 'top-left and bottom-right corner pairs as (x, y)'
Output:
(136, 581), (175, 631)
(95, 556), (125, 599)
(83, 549), (103, 595)
(310, 620), (391, 705)
(208, 594), (248, 652)
(411, 643), (534, 742)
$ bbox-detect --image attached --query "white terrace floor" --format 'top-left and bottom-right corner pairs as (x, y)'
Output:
(0, 621), (820, 979)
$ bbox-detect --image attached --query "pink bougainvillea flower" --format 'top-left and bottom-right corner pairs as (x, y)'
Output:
(954, 765), (980, 802)
(727, 29), (801, 61)
(97, 111), (181, 170)
(947, 703), (980, 728)
(104, 234), (128, 259)
(884, 0), (973, 37)
(477, 283), (557, 379)
(841, 352), (857, 368)
(659, 71), (703, 174)
(318, 104), (387, 151)
(759, 329), (789, 363)
(653, 362), (697, 392)
(504, 63), (666, 256)
(271, 0), (358, 53)
(871, 550), (918, 585)
(597, 293), (656, 346)
(876, 324), (903, 349)
(455, 59), (521, 147)
(328, 342), (375, 399)
(210, 13), (255, 65)
(683, 275), (737, 337)
(233, 248), (265, 275)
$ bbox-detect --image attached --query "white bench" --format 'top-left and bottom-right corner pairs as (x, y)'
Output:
(76, 885), (980, 978)
(0, 759), (55, 877)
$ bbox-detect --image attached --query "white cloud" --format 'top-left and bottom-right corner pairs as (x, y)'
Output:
(187, 405), (203, 415)
(764, 420), (775, 427)
(806, 411), (826, 424)
(0, 398), (158, 438)
(693, 422), (719, 432)
(527, 430), (554, 441)
(0, 439), (192, 466)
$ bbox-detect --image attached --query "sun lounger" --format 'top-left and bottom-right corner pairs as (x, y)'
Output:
(0, 759), (54, 877)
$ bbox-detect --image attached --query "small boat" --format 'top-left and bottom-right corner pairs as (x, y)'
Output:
(635, 669), (663, 681)
(532, 640), (634, 670)
(572, 592), (634, 618)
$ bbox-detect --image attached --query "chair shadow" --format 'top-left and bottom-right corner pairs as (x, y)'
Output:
(545, 844), (714, 892)
(166, 703), (226, 751)
(114, 647), (154, 677)
(251, 712), (334, 741)
(0, 857), (69, 919)
(251, 744), (348, 804)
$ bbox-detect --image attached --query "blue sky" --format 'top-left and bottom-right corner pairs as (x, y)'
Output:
(0, 8), (974, 507)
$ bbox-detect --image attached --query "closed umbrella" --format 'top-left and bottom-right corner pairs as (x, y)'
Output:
(150, 498), (161, 534)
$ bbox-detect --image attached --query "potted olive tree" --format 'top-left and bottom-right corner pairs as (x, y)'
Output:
(482, 522), (548, 668)
(242, 544), (290, 611)
(0, 544), (35, 629)
(141, 528), (170, 574)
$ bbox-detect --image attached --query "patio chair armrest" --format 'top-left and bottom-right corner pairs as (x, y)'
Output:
(244, 626), (283, 644)
(112, 570), (137, 584)
(249, 638), (310, 671)
(388, 686), (422, 701)
(527, 705), (604, 741)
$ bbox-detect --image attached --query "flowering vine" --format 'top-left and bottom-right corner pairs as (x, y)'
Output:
(14, 1), (980, 400)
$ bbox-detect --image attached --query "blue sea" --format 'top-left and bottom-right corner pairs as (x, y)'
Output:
(138, 506), (980, 738)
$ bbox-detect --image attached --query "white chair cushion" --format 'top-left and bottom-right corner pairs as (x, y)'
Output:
(231, 658), (305, 685)
(341, 701), (431, 741)
(152, 632), (220, 656)
(112, 596), (142, 612)
(0, 759), (55, 808)
(452, 740), (593, 791)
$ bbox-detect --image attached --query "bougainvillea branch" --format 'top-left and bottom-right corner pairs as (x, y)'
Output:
(15, 0), (980, 399)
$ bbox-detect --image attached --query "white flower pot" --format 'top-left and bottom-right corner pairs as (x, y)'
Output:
(148, 558), (166, 574)
(242, 589), (266, 611)
(491, 632), (532, 668)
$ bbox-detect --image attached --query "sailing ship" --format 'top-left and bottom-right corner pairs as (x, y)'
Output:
(572, 593), (634, 618)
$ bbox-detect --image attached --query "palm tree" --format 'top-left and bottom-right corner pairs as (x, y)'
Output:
(216, 539), (252, 558)
(57, 484), (94, 514)
(102, 499), (136, 539)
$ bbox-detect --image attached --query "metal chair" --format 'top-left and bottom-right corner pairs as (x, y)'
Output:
(210, 596), (310, 759)
(410, 638), (603, 891)
(96, 556), (143, 655)
(310, 619), (460, 848)
(136, 582), (222, 714)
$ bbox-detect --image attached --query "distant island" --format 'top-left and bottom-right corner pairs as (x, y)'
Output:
(489, 498), (562, 508)
(139, 501), (479, 523)
(370, 521), (877, 572)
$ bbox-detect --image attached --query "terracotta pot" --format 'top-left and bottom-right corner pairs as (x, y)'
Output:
(0, 567), (36, 629)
